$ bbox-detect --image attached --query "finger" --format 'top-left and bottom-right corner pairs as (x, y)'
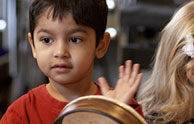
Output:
(118, 65), (124, 79)
(129, 64), (140, 84)
(133, 73), (143, 91)
(98, 77), (110, 95)
(124, 60), (132, 79)
(124, 73), (143, 104)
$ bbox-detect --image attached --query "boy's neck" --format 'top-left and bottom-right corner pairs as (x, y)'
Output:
(46, 81), (98, 102)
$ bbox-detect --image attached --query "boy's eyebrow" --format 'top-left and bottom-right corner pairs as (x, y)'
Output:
(68, 28), (89, 35)
(37, 29), (53, 35)
(36, 28), (89, 35)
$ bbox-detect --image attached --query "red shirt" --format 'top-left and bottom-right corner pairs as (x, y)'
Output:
(0, 84), (143, 124)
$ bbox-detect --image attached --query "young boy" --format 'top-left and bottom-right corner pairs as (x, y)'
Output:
(0, 0), (143, 123)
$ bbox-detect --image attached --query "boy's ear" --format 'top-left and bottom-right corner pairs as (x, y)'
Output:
(95, 32), (111, 58)
(186, 69), (194, 83)
(28, 33), (37, 59)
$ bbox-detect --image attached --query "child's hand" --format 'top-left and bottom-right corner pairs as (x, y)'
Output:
(98, 60), (143, 105)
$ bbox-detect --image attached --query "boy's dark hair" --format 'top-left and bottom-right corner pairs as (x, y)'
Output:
(29, 0), (108, 46)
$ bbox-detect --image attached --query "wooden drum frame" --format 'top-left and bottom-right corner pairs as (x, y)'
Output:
(53, 95), (147, 124)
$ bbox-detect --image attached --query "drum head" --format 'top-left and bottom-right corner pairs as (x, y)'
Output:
(53, 95), (147, 124)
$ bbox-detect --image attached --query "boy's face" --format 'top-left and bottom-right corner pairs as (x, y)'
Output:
(28, 10), (110, 85)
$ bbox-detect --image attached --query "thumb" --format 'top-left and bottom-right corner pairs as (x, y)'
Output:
(98, 77), (110, 95)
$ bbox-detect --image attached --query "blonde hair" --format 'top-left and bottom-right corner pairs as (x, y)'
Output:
(137, 1), (194, 124)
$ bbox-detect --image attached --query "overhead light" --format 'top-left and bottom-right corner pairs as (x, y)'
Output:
(106, 27), (117, 39)
(106, 0), (116, 11)
(0, 20), (7, 31)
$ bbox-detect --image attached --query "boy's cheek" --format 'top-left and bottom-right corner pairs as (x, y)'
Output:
(32, 50), (37, 59)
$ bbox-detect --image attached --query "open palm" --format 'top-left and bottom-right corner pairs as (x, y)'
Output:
(98, 60), (143, 104)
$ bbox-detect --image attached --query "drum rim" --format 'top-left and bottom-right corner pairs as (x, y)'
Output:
(53, 95), (147, 124)
(55, 108), (124, 124)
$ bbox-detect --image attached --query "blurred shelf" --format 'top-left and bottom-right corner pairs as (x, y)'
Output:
(0, 49), (8, 66)
(120, 3), (176, 29)
(0, 55), (8, 66)
(121, 42), (156, 69)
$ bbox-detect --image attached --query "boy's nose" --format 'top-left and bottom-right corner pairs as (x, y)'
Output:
(53, 42), (70, 58)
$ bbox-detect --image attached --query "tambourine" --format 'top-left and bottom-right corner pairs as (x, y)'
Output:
(53, 95), (147, 124)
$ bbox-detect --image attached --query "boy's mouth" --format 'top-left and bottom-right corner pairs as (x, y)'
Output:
(52, 63), (73, 72)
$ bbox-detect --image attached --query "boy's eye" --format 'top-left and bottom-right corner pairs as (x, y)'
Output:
(41, 37), (53, 44)
(69, 37), (81, 43)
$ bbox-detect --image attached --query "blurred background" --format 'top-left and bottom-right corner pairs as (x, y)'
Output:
(0, 0), (190, 118)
